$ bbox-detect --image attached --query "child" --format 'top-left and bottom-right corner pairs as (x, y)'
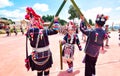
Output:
(25, 7), (59, 76)
(60, 21), (82, 73)
(104, 25), (111, 46)
(80, 14), (108, 76)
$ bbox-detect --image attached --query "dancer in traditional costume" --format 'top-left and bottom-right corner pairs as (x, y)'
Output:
(59, 21), (82, 73)
(80, 14), (108, 76)
(25, 7), (59, 76)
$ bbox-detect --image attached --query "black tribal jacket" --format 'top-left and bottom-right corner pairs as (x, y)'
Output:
(26, 28), (58, 48)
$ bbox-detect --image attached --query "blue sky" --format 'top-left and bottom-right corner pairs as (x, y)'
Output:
(0, 0), (120, 25)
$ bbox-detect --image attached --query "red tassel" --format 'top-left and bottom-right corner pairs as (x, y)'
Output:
(25, 58), (30, 71)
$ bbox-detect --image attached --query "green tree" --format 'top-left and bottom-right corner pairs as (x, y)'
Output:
(88, 19), (94, 26)
(59, 19), (67, 25)
(0, 17), (15, 25)
(68, 5), (79, 22)
(1, 17), (8, 20)
(42, 15), (47, 22)
(42, 15), (67, 26)
(42, 15), (54, 22)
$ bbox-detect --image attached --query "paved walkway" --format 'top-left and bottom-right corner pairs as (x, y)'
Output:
(0, 31), (120, 76)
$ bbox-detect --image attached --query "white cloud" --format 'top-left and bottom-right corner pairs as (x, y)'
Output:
(59, 9), (70, 22)
(59, 7), (113, 24)
(33, 3), (49, 12)
(82, 7), (120, 25)
(115, 7), (120, 10)
(19, 6), (26, 10)
(0, 0), (13, 8)
(0, 3), (49, 21)
(107, 14), (120, 25)
(0, 6), (119, 25)
(0, 9), (25, 21)
(82, 7), (112, 24)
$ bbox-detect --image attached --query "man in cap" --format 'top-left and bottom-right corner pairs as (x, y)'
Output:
(80, 14), (108, 76)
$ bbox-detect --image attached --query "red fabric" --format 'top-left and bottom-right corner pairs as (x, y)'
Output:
(33, 21), (43, 29)
(25, 7), (44, 29)
(25, 14), (30, 20)
(67, 21), (76, 30)
(25, 58), (30, 71)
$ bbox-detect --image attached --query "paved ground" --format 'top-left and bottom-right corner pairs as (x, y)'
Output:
(0, 31), (120, 76)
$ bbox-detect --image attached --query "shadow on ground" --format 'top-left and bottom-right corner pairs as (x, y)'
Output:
(57, 70), (80, 76)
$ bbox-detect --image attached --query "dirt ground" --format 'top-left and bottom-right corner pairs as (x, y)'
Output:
(0, 31), (120, 76)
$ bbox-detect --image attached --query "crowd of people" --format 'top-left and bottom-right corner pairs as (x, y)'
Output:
(5, 25), (24, 36)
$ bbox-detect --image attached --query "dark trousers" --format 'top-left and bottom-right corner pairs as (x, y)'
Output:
(85, 54), (97, 76)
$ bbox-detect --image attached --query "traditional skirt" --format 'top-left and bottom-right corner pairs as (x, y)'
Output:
(29, 49), (53, 71)
(62, 43), (74, 63)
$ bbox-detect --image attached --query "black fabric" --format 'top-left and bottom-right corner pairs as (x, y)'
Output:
(84, 28), (105, 57)
(44, 70), (50, 75)
(32, 50), (50, 60)
(26, 27), (58, 71)
(85, 54), (97, 76)
(28, 28), (49, 47)
(37, 71), (43, 76)
(63, 33), (77, 44)
(119, 34), (120, 40)
(26, 28), (58, 48)
(95, 20), (105, 27)
(28, 53), (53, 71)
(95, 14), (107, 27)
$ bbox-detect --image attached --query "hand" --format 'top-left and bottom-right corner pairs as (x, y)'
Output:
(59, 40), (66, 45)
(80, 15), (85, 21)
(78, 45), (82, 51)
(54, 16), (59, 22)
(59, 40), (62, 44)
(100, 48), (107, 54)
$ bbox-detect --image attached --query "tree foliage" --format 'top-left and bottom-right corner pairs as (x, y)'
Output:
(42, 15), (54, 22)
(59, 19), (67, 25)
(88, 19), (94, 26)
(1, 17), (8, 20)
(42, 15), (67, 26)
(0, 17), (15, 25)
(68, 5), (79, 21)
